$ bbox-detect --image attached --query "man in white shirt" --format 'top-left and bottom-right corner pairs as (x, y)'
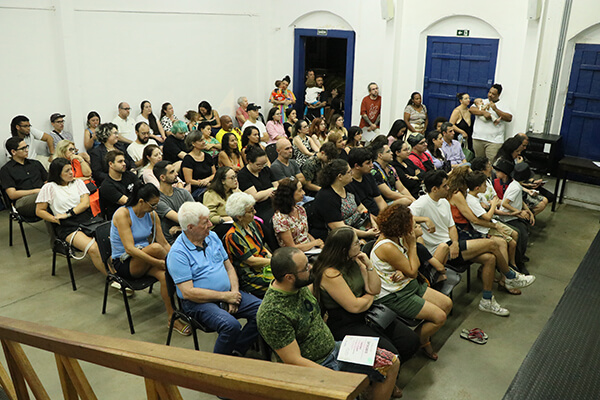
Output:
(127, 122), (157, 171)
(470, 84), (513, 161)
(111, 102), (135, 144)
(409, 170), (534, 316)
(242, 103), (268, 143)
(6, 115), (55, 169)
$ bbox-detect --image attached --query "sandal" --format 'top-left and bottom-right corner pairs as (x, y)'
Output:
(460, 329), (487, 345)
(419, 341), (438, 361)
(498, 280), (522, 295)
(461, 328), (488, 340)
(171, 320), (192, 336)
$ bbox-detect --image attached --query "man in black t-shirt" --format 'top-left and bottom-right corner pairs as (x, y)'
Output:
(236, 147), (277, 222)
(1, 137), (48, 218)
(99, 150), (139, 219)
(347, 147), (386, 216)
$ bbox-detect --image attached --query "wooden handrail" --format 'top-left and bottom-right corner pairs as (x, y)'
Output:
(0, 316), (367, 400)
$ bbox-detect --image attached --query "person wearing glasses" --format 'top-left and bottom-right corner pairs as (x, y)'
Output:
(110, 183), (182, 333)
(1, 137), (47, 218)
(55, 139), (100, 216)
(49, 113), (74, 145)
(224, 192), (273, 298)
(407, 134), (435, 172)
(7, 115), (55, 169)
(111, 102), (135, 144)
(203, 166), (240, 238)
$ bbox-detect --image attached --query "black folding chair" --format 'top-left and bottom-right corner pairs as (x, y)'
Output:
(50, 223), (77, 291)
(96, 221), (157, 334)
(265, 143), (278, 163)
(164, 267), (214, 350)
(1, 185), (41, 257)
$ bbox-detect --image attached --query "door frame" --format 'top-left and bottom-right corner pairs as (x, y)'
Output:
(293, 28), (355, 127)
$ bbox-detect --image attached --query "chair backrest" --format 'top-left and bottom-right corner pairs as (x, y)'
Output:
(0, 184), (16, 212)
(265, 143), (278, 163)
(362, 239), (376, 258)
(95, 221), (113, 272)
(164, 259), (181, 311)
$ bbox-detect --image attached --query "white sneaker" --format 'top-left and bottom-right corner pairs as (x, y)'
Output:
(479, 296), (510, 317)
(111, 281), (134, 297)
(505, 272), (536, 290)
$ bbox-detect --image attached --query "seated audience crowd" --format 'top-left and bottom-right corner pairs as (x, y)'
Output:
(2, 95), (551, 398)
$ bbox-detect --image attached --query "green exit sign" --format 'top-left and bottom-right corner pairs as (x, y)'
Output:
(457, 29), (470, 36)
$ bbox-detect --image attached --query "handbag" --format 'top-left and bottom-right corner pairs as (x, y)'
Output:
(85, 180), (98, 195)
(79, 215), (106, 238)
(365, 303), (398, 331)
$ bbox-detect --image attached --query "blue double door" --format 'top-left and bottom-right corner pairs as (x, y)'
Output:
(423, 36), (499, 129)
(560, 44), (600, 160)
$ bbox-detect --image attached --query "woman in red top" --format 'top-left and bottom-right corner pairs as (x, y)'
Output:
(407, 134), (434, 172)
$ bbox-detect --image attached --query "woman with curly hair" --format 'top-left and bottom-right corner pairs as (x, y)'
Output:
(312, 227), (418, 398)
(372, 204), (453, 361)
(272, 178), (323, 250)
(218, 132), (244, 172)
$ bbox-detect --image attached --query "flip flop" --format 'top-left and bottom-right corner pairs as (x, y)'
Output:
(462, 328), (488, 340)
(460, 329), (487, 345)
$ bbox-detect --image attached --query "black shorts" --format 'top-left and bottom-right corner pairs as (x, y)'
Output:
(112, 256), (134, 280)
(445, 239), (468, 268)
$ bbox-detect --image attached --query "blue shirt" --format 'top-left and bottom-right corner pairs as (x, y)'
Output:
(441, 139), (466, 166)
(167, 230), (231, 299)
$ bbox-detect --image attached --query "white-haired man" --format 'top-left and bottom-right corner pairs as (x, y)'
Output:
(235, 96), (249, 127)
(166, 202), (261, 356)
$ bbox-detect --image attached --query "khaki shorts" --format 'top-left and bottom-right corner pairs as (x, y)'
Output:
(487, 222), (515, 242)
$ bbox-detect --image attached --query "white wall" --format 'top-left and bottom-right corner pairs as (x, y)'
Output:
(2, 0), (600, 204)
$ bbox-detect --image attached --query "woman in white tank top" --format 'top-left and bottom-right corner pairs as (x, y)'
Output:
(370, 204), (453, 361)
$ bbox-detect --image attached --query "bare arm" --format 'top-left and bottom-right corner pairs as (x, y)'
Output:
(449, 109), (468, 139)
(320, 267), (374, 313)
(5, 187), (41, 201)
(84, 129), (95, 151)
(113, 208), (165, 268)
(404, 112), (417, 133)
(243, 185), (275, 203)
(275, 340), (330, 370)
(489, 102), (512, 122)
(374, 235), (419, 278)
(277, 229), (323, 251)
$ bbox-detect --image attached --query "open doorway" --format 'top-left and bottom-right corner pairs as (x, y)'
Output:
(293, 29), (355, 128)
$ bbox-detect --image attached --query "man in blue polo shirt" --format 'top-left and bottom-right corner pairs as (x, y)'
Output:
(166, 201), (261, 355)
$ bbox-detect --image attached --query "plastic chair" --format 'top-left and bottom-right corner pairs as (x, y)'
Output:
(164, 267), (214, 350)
(96, 221), (157, 334)
(265, 143), (278, 163)
(1, 184), (41, 258)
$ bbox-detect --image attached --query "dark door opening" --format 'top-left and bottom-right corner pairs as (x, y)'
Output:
(293, 29), (355, 128)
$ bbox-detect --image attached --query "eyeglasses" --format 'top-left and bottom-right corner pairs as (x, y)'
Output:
(121, 107), (131, 111)
(226, 175), (238, 181)
(295, 262), (311, 274)
(17, 145), (29, 151)
(145, 200), (158, 210)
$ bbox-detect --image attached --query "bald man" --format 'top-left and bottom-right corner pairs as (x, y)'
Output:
(215, 115), (242, 150)
(270, 139), (306, 185)
(111, 101), (135, 144)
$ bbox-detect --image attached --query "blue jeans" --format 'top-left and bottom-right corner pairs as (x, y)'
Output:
(182, 291), (261, 355)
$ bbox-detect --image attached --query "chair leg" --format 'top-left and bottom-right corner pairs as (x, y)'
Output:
(466, 267), (471, 293)
(102, 279), (110, 314)
(66, 255), (76, 291)
(191, 328), (200, 351)
(149, 283), (153, 294)
(52, 250), (57, 276)
(18, 220), (31, 258)
(9, 218), (13, 247)
(166, 317), (176, 346)
(122, 288), (135, 334)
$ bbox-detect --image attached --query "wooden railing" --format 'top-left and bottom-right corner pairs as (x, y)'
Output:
(0, 316), (368, 400)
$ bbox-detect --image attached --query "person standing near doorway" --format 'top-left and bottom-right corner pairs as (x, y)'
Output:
(360, 82), (381, 144)
(470, 84), (513, 161)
